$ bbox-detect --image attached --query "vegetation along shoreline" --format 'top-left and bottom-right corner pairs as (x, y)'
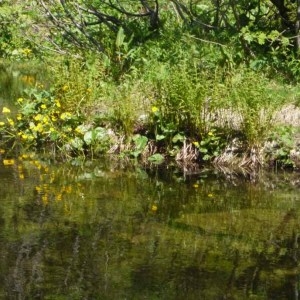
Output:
(1, 1), (300, 172)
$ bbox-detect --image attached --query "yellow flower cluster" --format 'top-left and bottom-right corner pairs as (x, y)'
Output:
(0, 89), (94, 155)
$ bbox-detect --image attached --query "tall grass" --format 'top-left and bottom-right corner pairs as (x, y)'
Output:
(42, 48), (292, 160)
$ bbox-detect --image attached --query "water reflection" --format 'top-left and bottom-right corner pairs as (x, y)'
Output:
(0, 156), (299, 299)
(0, 62), (47, 107)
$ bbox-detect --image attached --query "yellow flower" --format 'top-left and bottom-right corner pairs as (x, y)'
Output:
(208, 193), (214, 198)
(22, 48), (32, 55)
(51, 116), (57, 122)
(19, 173), (25, 180)
(36, 123), (43, 132)
(2, 107), (11, 114)
(62, 85), (69, 92)
(41, 104), (47, 109)
(208, 131), (214, 136)
(55, 100), (61, 108)
(17, 114), (22, 121)
(193, 141), (199, 147)
(21, 134), (28, 140)
(0, 149), (5, 154)
(49, 127), (55, 132)
(60, 112), (72, 120)
(17, 98), (24, 103)
(151, 106), (159, 113)
(42, 116), (49, 124)
(0, 122), (5, 126)
(3, 159), (15, 166)
(34, 114), (42, 121)
(7, 118), (14, 126)
(151, 205), (158, 212)
(32, 123), (43, 133)
(75, 127), (83, 134)
(193, 184), (199, 188)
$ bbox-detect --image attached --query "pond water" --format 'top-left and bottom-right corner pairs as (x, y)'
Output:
(1, 64), (300, 299)
(0, 62), (47, 108)
(0, 157), (300, 299)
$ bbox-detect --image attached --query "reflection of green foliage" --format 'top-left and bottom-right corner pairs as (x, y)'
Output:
(0, 159), (300, 298)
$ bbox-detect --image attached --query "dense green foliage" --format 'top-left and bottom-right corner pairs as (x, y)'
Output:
(1, 1), (300, 168)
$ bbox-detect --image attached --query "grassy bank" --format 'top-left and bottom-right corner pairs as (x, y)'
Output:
(1, 53), (300, 172)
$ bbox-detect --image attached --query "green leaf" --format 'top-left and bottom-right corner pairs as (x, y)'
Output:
(257, 32), (267, 45)
(84, 127), (109, 145)
(70, 137), (84, 150)
(148, 153), (164, 164)
(172, 133), (185, 143)
(202, 154), (211, 161)
(243, 32), (253, 43)
(156, 134), (166, 141)
(133, 134), (148, 151)
(116, 27), (125, 48)
(84, 131), (93, 145)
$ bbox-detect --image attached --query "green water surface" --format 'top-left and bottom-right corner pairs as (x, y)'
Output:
(0, 156), (299, 299)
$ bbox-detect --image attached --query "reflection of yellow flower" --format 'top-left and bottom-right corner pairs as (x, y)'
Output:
(56, 194), (62, 201)
(151, 205), (158, 212)
(151, 106), (159, 113)
(42, 194), (48, 205)
(2, 107), (11, 113)
(64, 185), (72, 193)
